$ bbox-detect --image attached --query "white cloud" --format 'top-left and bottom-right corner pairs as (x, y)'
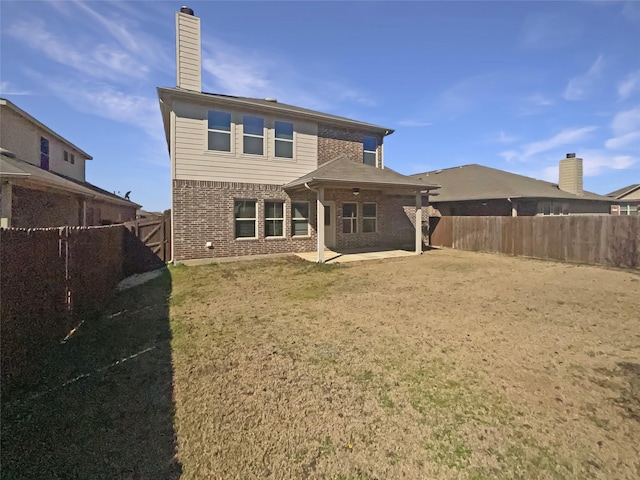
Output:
(500, 150), (519, 162)
(0, 81), (31, 95)
(496, 131), (519, 144)
(522, 126), (598, 158)
(581, 149), (637, 176)
(617, 70), (640, 100)
(9, 19), (148, 81)
(563, 55), (605, 101)
(611, 107), (640, 135)
(397, 120), (432, 127)
(527, 93), (553, 107)
(605, 131), (640, 149)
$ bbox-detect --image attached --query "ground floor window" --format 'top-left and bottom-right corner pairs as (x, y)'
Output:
(362, 203), (377, 233)
(343, 202), (357, 234)
(291, 202), (309, 236)
(265, 201), (284, 237)
(234, 200), (257, 238)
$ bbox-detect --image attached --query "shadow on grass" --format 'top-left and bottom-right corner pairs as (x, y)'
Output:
(1, 268), (181, 479)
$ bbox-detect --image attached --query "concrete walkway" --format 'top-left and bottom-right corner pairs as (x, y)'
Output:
(295, 248), (418, 264)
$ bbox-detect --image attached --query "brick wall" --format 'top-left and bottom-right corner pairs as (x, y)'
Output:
(317, 125), (383, 167)
(173, 180), (421, 260)
(11, 185), (81, 227)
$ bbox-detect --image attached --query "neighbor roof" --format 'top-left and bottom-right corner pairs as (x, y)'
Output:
(412, 164), (614, 203)
(157, 87), (394, 135)
(284, 155), (440, 191)
(0, 153), (140, 208)
(0, 98), (93, 160)
(606, 184), (640, 199)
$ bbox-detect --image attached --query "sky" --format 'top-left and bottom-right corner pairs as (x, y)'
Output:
(1, 0), (639, 211)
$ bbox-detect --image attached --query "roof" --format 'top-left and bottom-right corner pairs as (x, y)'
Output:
(412, 164), (615, 203)
(157, 87), (394, 135)
(284, 155), (440, 191)
(606, 184), (640, 199)
(0, 98), (93, 160)
(0, 153), (141, 208)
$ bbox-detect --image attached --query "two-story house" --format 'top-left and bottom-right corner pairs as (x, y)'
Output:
(159, 7), (439, 263)
(0, 98), (140, 228)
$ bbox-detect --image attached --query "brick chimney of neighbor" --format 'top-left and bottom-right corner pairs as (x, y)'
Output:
(558, 153), (583, 196)
(176, 6), (201, 92)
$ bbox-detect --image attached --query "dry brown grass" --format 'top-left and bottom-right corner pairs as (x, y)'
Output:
(169, 250), (640, 479)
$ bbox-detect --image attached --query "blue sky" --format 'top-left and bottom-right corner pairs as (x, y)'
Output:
(1, 0), (639, 211)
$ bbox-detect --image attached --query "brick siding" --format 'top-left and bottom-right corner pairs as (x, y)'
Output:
(11, 186), (81, 227)
(173, 180), (421, 261)
(317, 125), (383, 167)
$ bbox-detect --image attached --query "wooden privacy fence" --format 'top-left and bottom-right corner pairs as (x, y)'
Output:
(1, 225), (165, 393)
(123, 213), (171, 264)
(429, 216), (640, 268)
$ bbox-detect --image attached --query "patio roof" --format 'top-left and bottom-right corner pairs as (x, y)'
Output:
(283, 155), (440, 192)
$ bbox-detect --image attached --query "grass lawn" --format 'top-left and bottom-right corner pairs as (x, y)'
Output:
(2, 249), (639, 479)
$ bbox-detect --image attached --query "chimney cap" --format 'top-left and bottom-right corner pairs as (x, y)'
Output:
(566, 153), (576, 158)
(180, 6), (194, 15)
(264, 97), (278, 102)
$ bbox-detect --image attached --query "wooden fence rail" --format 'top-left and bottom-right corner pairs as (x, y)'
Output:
(429, 216), (640, 268)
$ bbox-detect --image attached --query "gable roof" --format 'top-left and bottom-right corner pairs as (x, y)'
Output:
(412, 164), (614, 203)
(284, 155), (440, 191)
(606, 184), (640, 199)
(157, 87), (394, 135)
(0, 152), (140, 208)
(0, 98), (93, 160)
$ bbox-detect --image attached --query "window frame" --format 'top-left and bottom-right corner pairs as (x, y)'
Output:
(274, 120), (294, 159)
(40, 136), (50, 170)
(342, 202), (358, 234)
(291, 201), (310, 237)
(363, 135), (378, 166)
(242, 114), (265, 156)
(70, 153), (75, 165)
(264, 200), (285, 238)
(63, 150), (69, 162)
(362, 202), (377, 233)
(207, 110), (233, 153)
(234, 199), (258, 239)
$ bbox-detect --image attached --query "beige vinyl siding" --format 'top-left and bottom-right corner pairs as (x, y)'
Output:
(173, 101), (319, 184)
(0, 107), (85, 181)
(176, 13), (201, 92)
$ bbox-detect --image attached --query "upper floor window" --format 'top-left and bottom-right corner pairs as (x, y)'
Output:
(243, 115), (264, 155)
(70, 153), (75, 164)
(208, 110), (232, 152)
(363, 136), (377, 166)
(275, 121), (294, 158)
(40, 137), (49, 171)
(64, 150), (69, 162)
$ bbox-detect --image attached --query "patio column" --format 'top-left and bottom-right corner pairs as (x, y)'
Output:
(415, 191), (422, 254)
(1, 181), (12, 228)
(317, 186), (325, 263)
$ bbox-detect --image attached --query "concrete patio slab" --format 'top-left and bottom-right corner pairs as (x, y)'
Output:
(295, 248), (418, 263)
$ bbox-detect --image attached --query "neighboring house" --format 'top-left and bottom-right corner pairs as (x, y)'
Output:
(607, 184), (640, 216)
(0, 98), (140, 228)
(158, 7), (439, 263)
(412, 155), (615, 216)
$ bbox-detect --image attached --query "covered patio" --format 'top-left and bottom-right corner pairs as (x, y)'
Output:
(284, 155), (440, 263)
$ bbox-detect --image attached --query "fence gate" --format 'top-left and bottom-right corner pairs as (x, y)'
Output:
(124, 213), (171, 262)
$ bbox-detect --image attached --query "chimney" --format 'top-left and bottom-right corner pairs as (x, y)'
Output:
(175, 6), (201, 92)
(558, 153), (583, 196)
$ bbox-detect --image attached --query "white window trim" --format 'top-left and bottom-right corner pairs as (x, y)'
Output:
(274, 120), (295, 160)
(234, 199), (258, 240)
(206, 110), (234, 155)
(362, 202), (377, 233)
(242, 114), (265, 156)
(363, 135), (378, 167)
(264, 200), (285, 238)
(343, 202), (358, 234)
(291, 201), (310, 237)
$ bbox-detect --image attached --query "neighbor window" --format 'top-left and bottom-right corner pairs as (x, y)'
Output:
(291, 202), (309, 236)
(63, 150), (69, 162)
(363, 135), (377, 166)
(362, 203), (377, 233)
(208, 110), (232, 152)
(275, 121), (294, 158)
(343, 203), (358, 234)
(40, 137), (49, 170)
(265, 201), (284, 237)
(243, 115), (264, 155)
(234, 200), (257, 238)
(70, 153), (75, 164)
